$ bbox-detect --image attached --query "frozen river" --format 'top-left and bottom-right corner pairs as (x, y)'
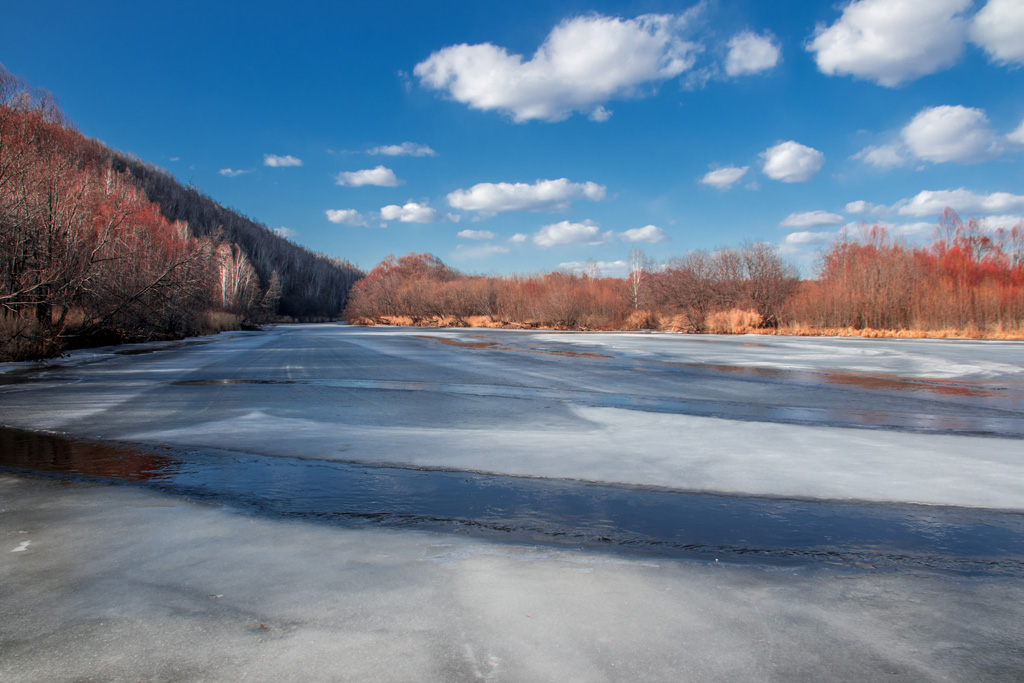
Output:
(3, 324), (1024, 681)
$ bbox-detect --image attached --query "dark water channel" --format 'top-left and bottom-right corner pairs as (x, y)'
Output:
(2, 426), (1023, 576)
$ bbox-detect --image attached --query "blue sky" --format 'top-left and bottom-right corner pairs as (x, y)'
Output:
(2, 0), (1022, 276)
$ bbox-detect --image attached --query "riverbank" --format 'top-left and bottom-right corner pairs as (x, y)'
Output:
(349, 314), (1024, 340)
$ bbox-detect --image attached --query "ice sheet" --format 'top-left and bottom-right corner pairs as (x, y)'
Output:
(3, 475), (1022, 682)
(2, 324), (1023, 510)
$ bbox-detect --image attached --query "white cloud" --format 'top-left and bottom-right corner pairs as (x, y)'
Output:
(447, 178), (606, 214)
(533, 220), (610, 248)
(620, 225), (668, 243)
(380, 202), (442, 223)
(368, 142), (437, 157)
(808, 0), (971, 87)
(700, 165), (749, 189)
(897, 189), (1024, 217)
(977, 215), (1024, 231)
(889, 221), (935, 237)
(970, 0), (1024, 66)
(780, 211), (846, 228)
(457, 229), (496, 240)
(325, 209), (367, 226)
(336, 166), (400, 187)
(559, 260), (630, 277)
(273, 227), (298, 238)
(452, 244), (511, 260)
(725, 31), (780, 76)
(219, 168), (249, 177)
(1007, 119), (1024, 146)
(846, 200), (888, 215)
(901, 105), (998, 163)
(588, 105), (613, 122)
(509, 233), (528, 243)
(853, 144), (906, 168)
(761, 141), (825, 182)
(263, 154), (302, 167)
(784, 230), (838, 245)
(414, 12), (701, 122)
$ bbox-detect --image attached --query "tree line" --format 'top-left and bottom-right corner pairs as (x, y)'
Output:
(0, 65), (362, 361)
(345, 218), (1024, 338)
(344, 242), (800, 333)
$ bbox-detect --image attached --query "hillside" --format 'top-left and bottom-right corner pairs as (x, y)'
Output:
(0, 65), (362, 361)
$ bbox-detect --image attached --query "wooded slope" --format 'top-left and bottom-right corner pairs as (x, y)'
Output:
(0, 66), (361, 361)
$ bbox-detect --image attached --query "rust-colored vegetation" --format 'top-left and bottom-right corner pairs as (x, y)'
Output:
(0, 65), (361, 361)
(345, 220), (1024, 341)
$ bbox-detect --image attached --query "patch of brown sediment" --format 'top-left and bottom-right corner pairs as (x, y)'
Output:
(0, 427), (177, 481)
(415, 335), (610, 360)
(658, 361), (1010, 398)
(514, 347), (611, 360)
(822, 372), (1006, 398)
(415, 336), (500, 350)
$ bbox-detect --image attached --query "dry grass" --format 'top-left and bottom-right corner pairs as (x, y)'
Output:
(662, 314), (695, 333)
(202, 311), (242, 334)
(705, 309), (763, 334)
(624, 309), (661, 330)
(771, 323), (1024, 340)
(346, 312), (1024, 340)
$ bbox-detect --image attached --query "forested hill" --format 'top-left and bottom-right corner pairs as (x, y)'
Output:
(1, 65), (362, 361)
(110, 155), (361, 320)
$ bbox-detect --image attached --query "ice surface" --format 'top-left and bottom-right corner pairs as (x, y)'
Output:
(3, 475), (1023, 682)
(3, 325), (1024, 680)
(2, 324), (1022, 509)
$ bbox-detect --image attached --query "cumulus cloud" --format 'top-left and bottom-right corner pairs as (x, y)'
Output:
(780, 211), (846, 228)
(784, 230), (838, 246)
(368, 142), (437, 157)
(725, 31), (780, 76)
(620, 225), (668, 243)
(846, 200), (888, 215)
(889, 221), (935, 237)
(533, 220), (610, 248)
(761, 141), (825, 182)
(559, 260), (630, 277)
(414, 12), (701, 122)
(853, 144), (906, 168)
(700, 165), (749, 189)
(977, 215), (1024, 231)
(380, 202), (442, 223)
(808, 0), (971, 87)
(970, 0), (1024, 66)
(273, 227), (298, 238)
(509, 233), (528, 243)
(457, 229), (496, 240)
(264, 154), (302, 167)
(325, 209), (367, 226)
(219, 168), (249, 177)
(1006, 119), (1024, 146)
(336, 166), (400, 187)
(854, 105), (1014, 168)
(897, 189), (1024, 217)
(447, 178), (606, 214)
(452, 244), (511, 260)
(901, 105), (998, 163)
